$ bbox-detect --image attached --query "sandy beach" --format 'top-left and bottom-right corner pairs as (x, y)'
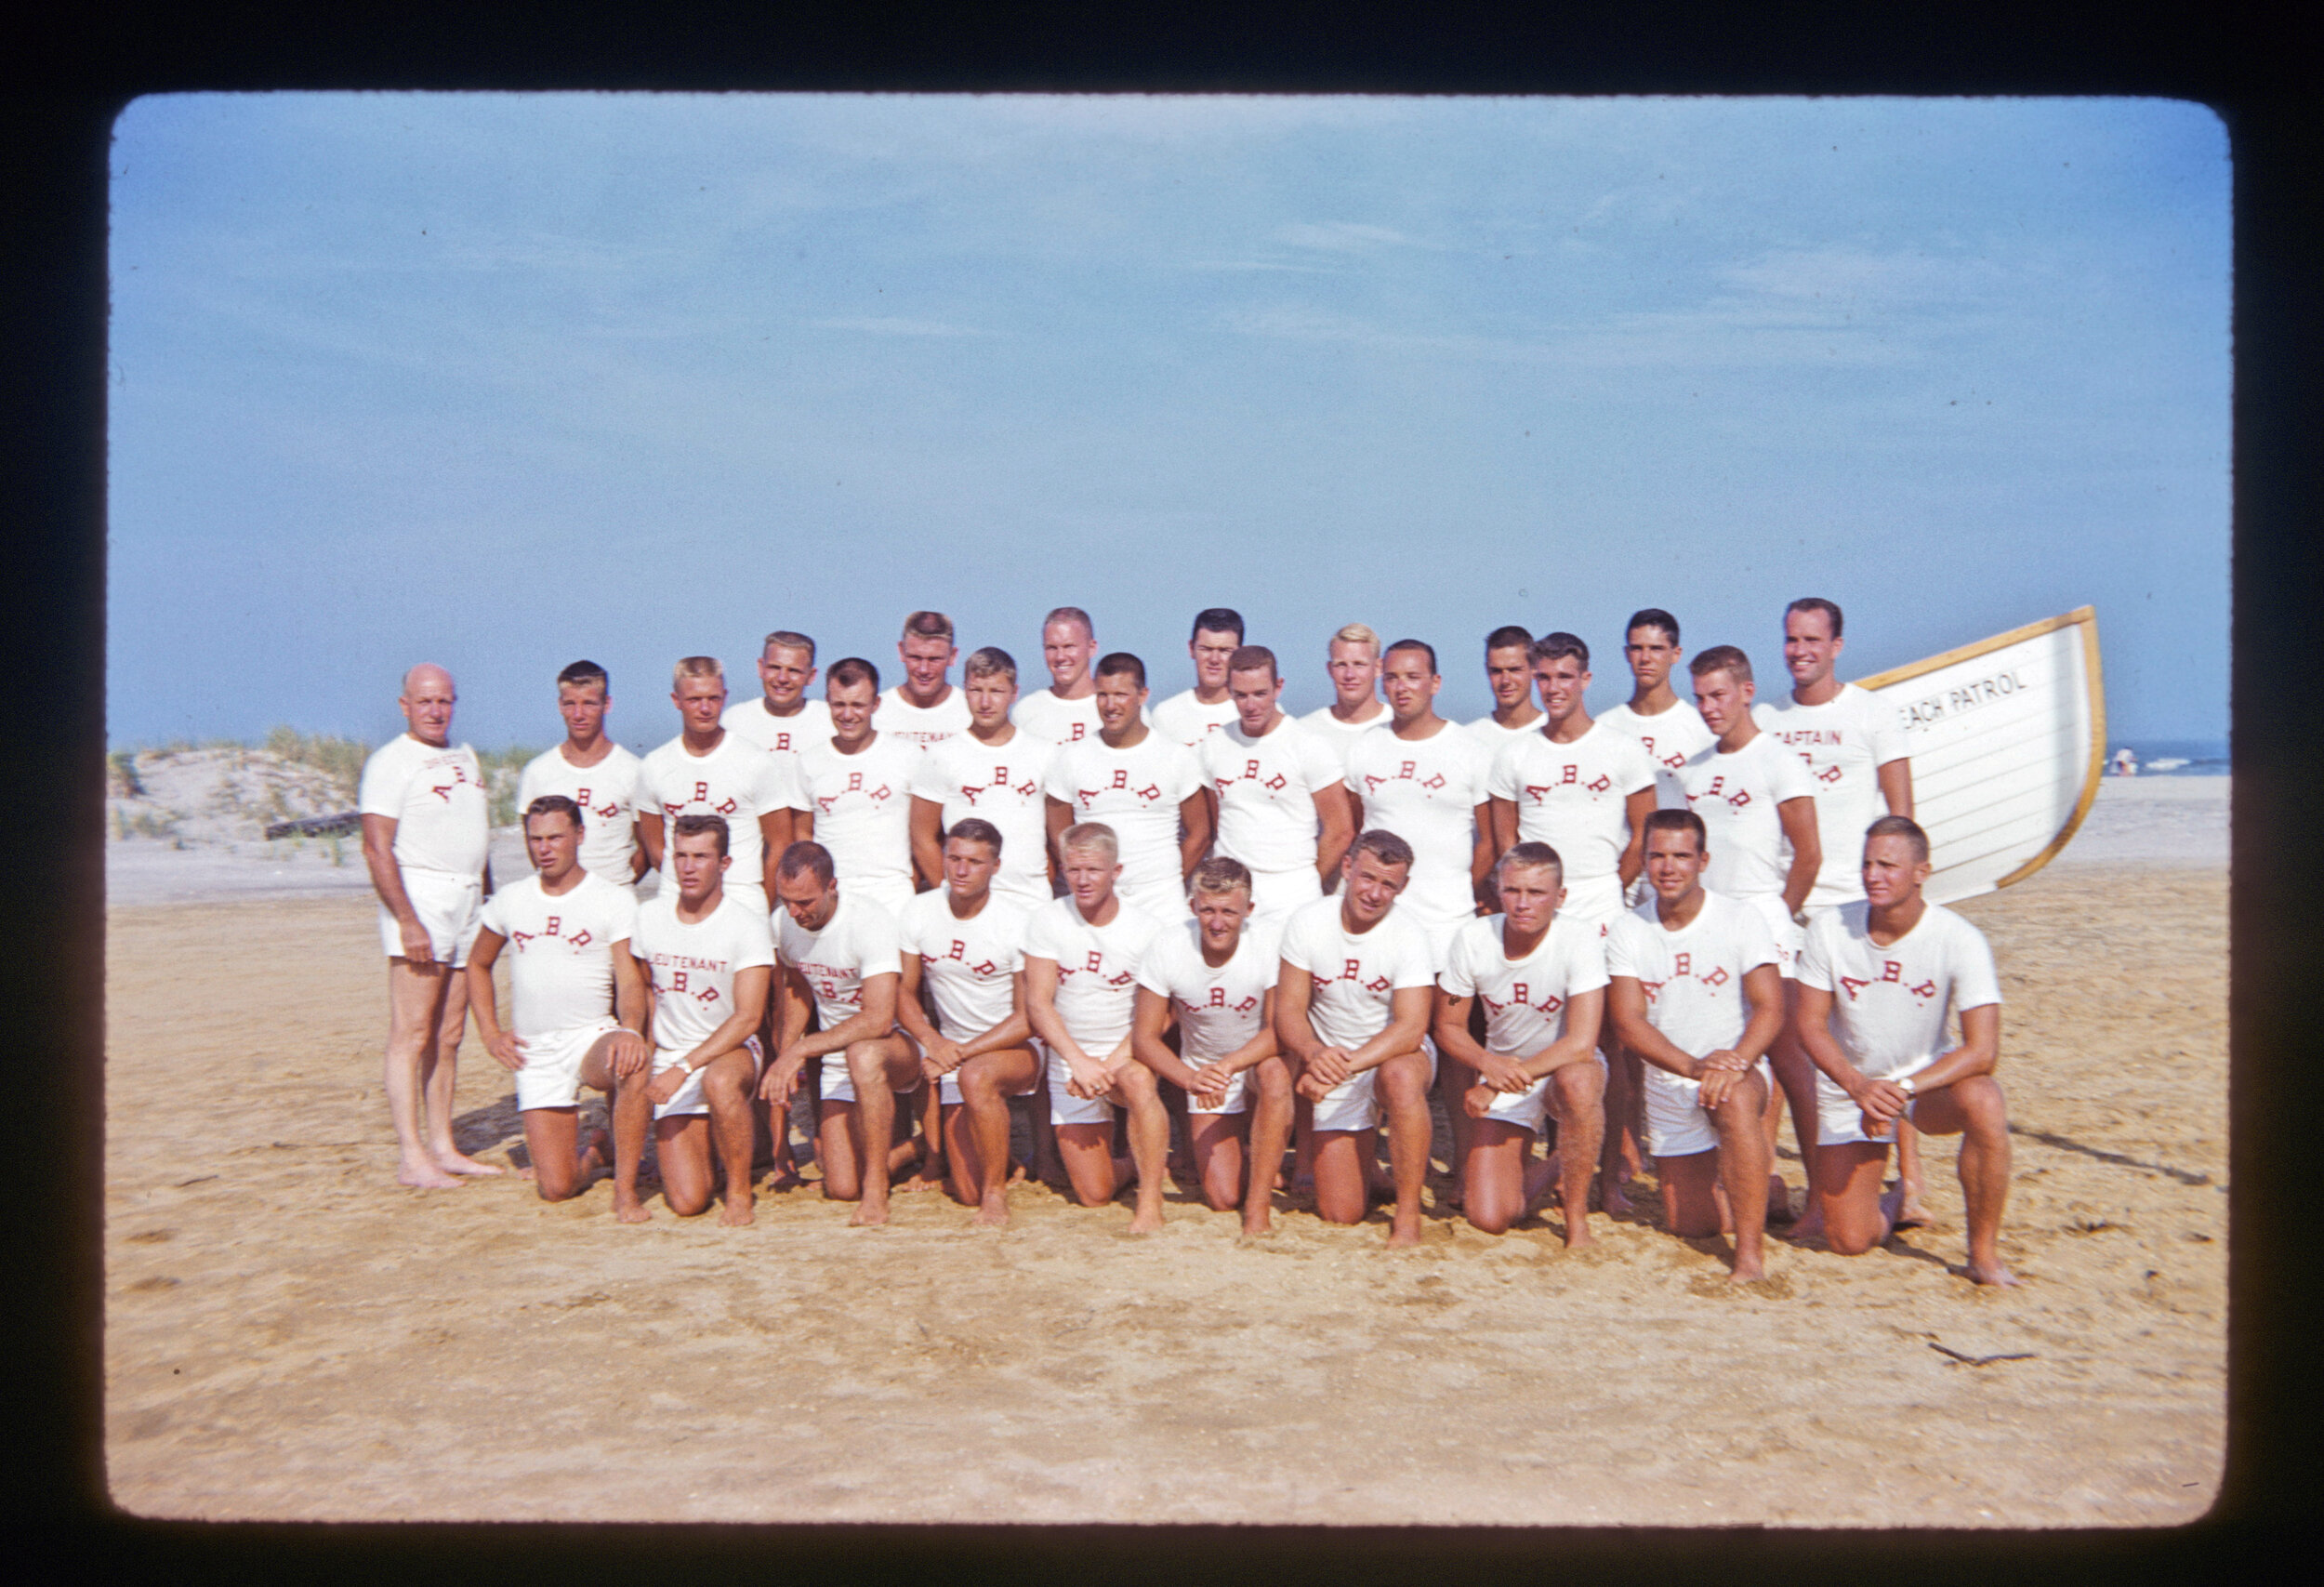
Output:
(101, 777), (2227, 1526)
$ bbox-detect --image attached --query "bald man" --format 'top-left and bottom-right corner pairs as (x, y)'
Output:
(359, 664), (501, 1189)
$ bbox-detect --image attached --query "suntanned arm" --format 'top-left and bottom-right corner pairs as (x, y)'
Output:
(1610, 965), (1783, 1092)
(1469, 801), (1496, 911)
(1177, 791), (1212, 877)
(1486, 797), (1519, 863)
(1432, 986), (1520, 1092)
(1314, 789), (1354, 880)
(1045, 796), (1074, 878)
(758, 810), (795, 897)
(908, 797), (946, 891)
(1131, 986), (1278, 1104)
(1026, 956), (1110, 1096)
(1776, 797), (1821, 916)
(630, 829), (650, 883)
(1877, 758), (1914, 819)
(646, 964), (772, 1105)
(785, 972), (902, 1063)
(603, 940), (653, 1077)
(1278, 972), (1430, 1092)
(1617, 788), (1656, 889)
(637, 811), (666, 873)
(465, 930), (520, 1069)
(1516, 986), (1604, 1081)
(360, 813), (435, 964)
(1796, 989), (1996, 1131)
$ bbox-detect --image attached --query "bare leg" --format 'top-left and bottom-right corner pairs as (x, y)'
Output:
(1029, 1067), (1066, 1186)
(518, 1107), (602, 1202)
(700, 1051), (759, 1225)
(654, 1115), (719, 1216)
(1711, 1070), (1772, 1280)
(845, 1035), (922, 1226)
(1462, 1118), (1534, 1235)
(1812, 1140), (1895, 1254)
(1548, 1061), (1606, 1249)
(1916, 1077), (2019, 1286)
(1116, 1065), (1170, 1233)
(609, 1059), (654, 1222)
(423, 967), (500, 1176)
(1054, 1118), (1120, 1208)
(1378, 1051), (1434, 1248)
(1437, 1052), (1478, 1209)
(1601, 1044), (1644, 1215)
(1763, 983), (1819, 1226)
(382, 960), (461, 1188)
(1186, 1109), (1247, 1213)
(1310, 1128), (1376, 1225)
(959, 1047), (1038, 1226)
(1894, 1118), (1932, 1226)
(1241, 1056), (1293, 1235)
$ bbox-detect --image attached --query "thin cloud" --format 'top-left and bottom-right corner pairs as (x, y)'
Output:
(1274, 220), (1436, 252)
(803, 315), (994, 337)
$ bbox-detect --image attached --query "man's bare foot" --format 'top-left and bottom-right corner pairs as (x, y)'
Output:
(1241, 1211), (1274, 1236)
(971, 1190), (1010, 1228)
(1791, 1197), (1827, 1241)
(397, 1161), (463, 1190)
(896, 1166), (945, 1194)
(578, 1129), (611, 1173)
(1561, 1214), (1595, 1250)
(1599, 1174), (1633, 1218)
(719, 1195), (755, 1227)
(614, 1191), (652, 1223)
(1129, 1203), (1164, 1234)
(764, 1164), (804, 1194)
(1764, 1174), (1795, 1223)
(1385, 1210), (1423, 1249)
(850, 1193), (891, 1227)
(1894, 1184), (1933, 1228)
(1965, 1255), (2021, 1288)
(1007, 1160), (1028, 1184)
(1877, 1184), (1905, 1242)
(434, 1152), (507, 1177)
(1729, 1252), (1768, 1283)
(513, 1164), (540, 1182)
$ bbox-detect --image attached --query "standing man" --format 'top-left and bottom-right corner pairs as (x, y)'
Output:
(360, 663), (498, 1189)
(1131, 856), (1295, 1233)
(723, 629), (831, 755)
(467, 795), (651, 1208)
(796, 657), (921, 919)
(1044, 653), (1209, 919)
(625, 814), (774, 1225)
(1466, 625), (1544, 759)
(1201, 644), (1353, 924)
(1011, 605), (1107, 745)
(1755, 595), (1923, 1221)
(1605, 809), (1784, 1283)
(1150, 608), (1248, 747)
(1342, 640), (1496, 959)
(1024, 823), (1173, 1231)
(1298, 622), (1391, 790)
(1680, 645), (1822, 1221)
(516, 660), (646, 889)
(881, 610), (971, 749)
(1795, 816), (2016, 1286)
(762, 840), (923, 1226)
(1435, 842), (1608, 1244)
(911, 646), (1058, 910)
(895, 819), (1040, 1225)
(1599, 609), (1715, 810)
(1275, 831), (1438, 1247)
(636, 657), (801, 914)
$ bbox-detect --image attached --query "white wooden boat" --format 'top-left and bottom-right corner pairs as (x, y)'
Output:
(1855, 605), (2105, 905)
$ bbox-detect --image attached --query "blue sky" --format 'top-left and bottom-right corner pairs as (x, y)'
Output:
(106, 94), (2229, 754)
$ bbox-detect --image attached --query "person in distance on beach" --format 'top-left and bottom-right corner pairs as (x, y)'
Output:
(466, 796), (652, 1208)
(636, 657), (800, 915)
(514, 661), (646, 890)
(1794, 816), (2017, 1286)
(1150, 607), (1248, 747)
(893, 819), (1042, 1226)
(1605, 810), (1783, 1283)
(880, 611), (971, 749)
(722, 629), (830, 756)
(1023, 823), (1173, 1231)
(359, 663), (499, 1189)
(622, 814), (774, 1225)
(1274, 829), (1438, 1248)
(762, 840), (923, 1227)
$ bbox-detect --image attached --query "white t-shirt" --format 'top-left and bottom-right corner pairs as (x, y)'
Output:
(1439, 912), (1610, 1060)
(1023, 895), (1166, 1053)
(1676, 733), (1818, 903)
(1486, 721), (1657, 889)
(796, 734), (920, 900)
(1202, 716), (1342, 876)
(1343, 723), (1493, 928)
(898, 890), (1031, 1040)
(1297, 704), (1389, 780)
(477, 871), (639, 1036)
(630, 890), (777, 1058)
(1605, 892), (1778, 1062)
(1136, 916), (1283, 1065)
(1754, 682), (1911, 908)
(1277, 897), (1436, 1052)
(1010, 687), (1106, 746)
(777, 889), (905, 1033)
(910, 730), (1058, 908)
(1043, 733), (1206, 907)
(1797, 901), (2001, 1083)
(878, 685), (970, 750)
(722, 695), (832, 758)
(359, 734), (490, 879)
(1465, 714), (1541, 762)
(636, 733), (805, 893)
(1599, 700), (1717, 809)
(515, 743), (643, 886)
(1150, 688), (1242, 748)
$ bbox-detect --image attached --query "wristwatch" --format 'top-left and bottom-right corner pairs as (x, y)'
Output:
(1896, 1074), (1918, 1097)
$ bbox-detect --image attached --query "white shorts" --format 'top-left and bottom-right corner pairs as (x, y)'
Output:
(1814, 1065), (1926, 1146)
(1117, 865), (1195, 920)
(512, 1017), (622, 1112)
(1247, 865), (1324, 922)
(819, 1046), (922, 1105)
(378, 869), (482, 966)
(1643, 1056), (1769, 1158)
(651, 1035), (764, 1121)
(1742, 893), (1805, 979)
(1556, 875), (1625, 932)
(1184, 1058), (1250, 1117)
(1311, 1067), (1380, 1134)
(720, 879), (769, 919)
(842, 875), (918, 921)
(1476, 1050), (1607, 1131)
(1045, 1045), (1122, 1127)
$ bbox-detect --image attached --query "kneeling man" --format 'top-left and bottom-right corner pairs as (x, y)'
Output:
(1434, 842), (1608, 1244)
(1795, 816), (2016, 1286)
(467, 796), (652, 1208)
(1606, 809), (1784, 1281)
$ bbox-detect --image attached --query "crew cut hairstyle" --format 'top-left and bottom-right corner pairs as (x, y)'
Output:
(1094, 652), (1146, 689)
(1383, 638), (1438, 675)
(826, 656), (880, 692)
(944, 817), (1004, 856)
(671, 812), (731, 857)
(1226, 644), (1277, 681)
(1485, 625), (1533, 655)
(1626, 608), (1681, 645)
(1060, 821), (1119, 861)
(1529, 631), (1590, 669)
(1688, 644), (1752, 684)
(1351, 828), (1417, 871)
(1496, 840), (1564, 880)
(1189, 854), (1254, 897)
(557, 659), (609, 691)
(672, 655), (724, 688)
(1330, 622), (1380, 654)
(964, 646), (1018, 683)
(1865, 813), (1931, 863)
(776, 840), (836, 885)
(1785, 597), (1844, 638)
(1641, 807), (1708, 853)
(1192, 607), (1246, 642)
(1044, 605), (1094, 635)
(902, 611), (956, 642)
(762, 629), (816, 660)
(523, 794), (586, 833)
